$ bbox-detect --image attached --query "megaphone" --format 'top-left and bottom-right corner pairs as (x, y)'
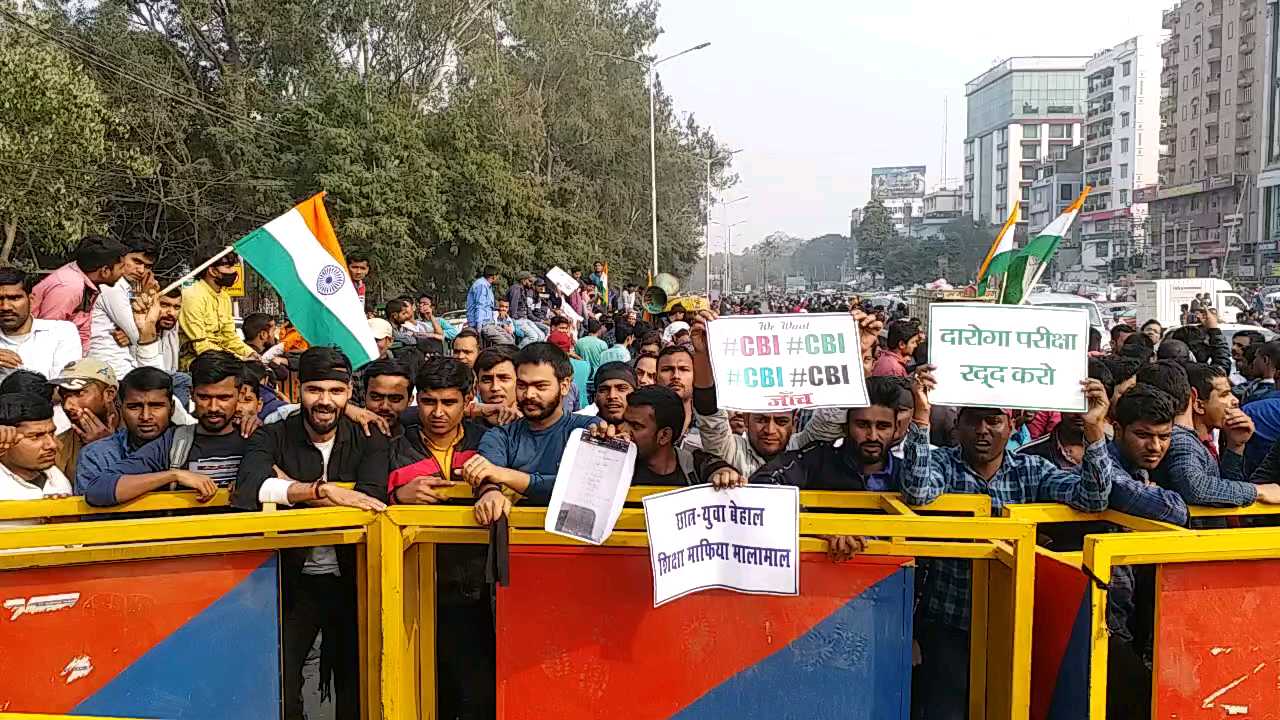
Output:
(643, 273), (681, 314)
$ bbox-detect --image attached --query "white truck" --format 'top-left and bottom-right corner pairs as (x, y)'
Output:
(1134, 278), (1248, 327)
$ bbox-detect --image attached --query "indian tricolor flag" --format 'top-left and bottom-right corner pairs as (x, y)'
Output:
(975, 201), (1020, 296)
(235, 193), (378, 367)
(1000, 186), (1091, 305)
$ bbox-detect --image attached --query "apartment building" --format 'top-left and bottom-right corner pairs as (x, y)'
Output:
(1150, 0), (1265, 278)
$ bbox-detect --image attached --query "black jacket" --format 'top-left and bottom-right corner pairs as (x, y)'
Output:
(749, 440), (884, 491)
(231, 412), (393, 510)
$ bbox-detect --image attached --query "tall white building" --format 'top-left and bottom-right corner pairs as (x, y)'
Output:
(870, 166), (927, 235)
(1075, 36), (1162, 280)
(964, 57), (1090, 229)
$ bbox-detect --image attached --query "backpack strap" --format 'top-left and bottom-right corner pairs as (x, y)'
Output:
(676, 447), (698, 485)
(168, 424), (196, 470)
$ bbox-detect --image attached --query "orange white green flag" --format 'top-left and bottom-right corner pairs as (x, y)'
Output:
(234, 193), (378, 367)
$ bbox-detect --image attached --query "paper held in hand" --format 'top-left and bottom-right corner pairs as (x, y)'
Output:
(706, 313), (868, 413)
(545, 429), (635, 545)
(546, 266), (580, 297)
(927, 303), (1089, 413)
(642, 484), (799, 607)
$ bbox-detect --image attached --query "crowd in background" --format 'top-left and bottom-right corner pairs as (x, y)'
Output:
(11, 237), (1280, 719)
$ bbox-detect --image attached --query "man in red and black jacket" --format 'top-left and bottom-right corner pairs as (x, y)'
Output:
(386, 356), (493, 720)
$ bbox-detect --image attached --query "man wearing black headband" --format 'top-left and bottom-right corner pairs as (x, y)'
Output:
(231, 346), (390, 720)
(576, 361), (636, 425)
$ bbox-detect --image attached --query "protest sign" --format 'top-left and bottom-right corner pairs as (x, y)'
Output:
(546, 266), (579, 296)
(707, 313), (868, 412)
(642, 484), (799, 607)
(545, 430), (635, 545)
(927, 303), (1089, 412)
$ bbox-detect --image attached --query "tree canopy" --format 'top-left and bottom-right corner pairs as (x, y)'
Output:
(0, 0), (734, 303)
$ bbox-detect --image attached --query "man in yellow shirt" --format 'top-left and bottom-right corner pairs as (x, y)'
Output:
(178, 253), (256, 368)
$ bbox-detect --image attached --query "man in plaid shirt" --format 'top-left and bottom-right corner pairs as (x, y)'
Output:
(902, 369), (1119, 720)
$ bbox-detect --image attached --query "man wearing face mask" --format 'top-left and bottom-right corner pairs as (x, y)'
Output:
(178, 252), (257, 368)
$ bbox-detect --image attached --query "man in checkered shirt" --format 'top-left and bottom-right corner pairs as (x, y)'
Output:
(901, 368), (1120, 720)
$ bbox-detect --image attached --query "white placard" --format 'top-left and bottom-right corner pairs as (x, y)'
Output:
(706, 313), (868, 412)
(545, 430), (635, 545)
(928, 303), (1089, 412)
(642, 484), (799, 607)
(546, 266), (579, 296)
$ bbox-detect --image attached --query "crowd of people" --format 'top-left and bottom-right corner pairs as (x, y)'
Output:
(8, 237), (1280, 719)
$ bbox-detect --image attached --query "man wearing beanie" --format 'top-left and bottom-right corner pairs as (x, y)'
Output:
(575, 361), (636, 425)
(232, 346), (389, 720)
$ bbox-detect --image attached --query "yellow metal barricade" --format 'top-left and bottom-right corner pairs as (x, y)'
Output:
(386, 488), (1038, 720)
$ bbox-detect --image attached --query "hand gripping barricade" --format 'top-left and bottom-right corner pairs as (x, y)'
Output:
(0, 488), (1046, 720)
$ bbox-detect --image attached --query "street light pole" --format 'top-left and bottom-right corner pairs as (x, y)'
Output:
(592, 43), (710, 278)
(725, 219), (746, 292)
(699, 149), (742, 293)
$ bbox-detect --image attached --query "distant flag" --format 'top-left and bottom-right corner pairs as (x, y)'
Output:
(1000, 187), (1092, 305)
(234, 193), (379, 368)
(975, 201), (1021, 296)
(601, 262), (610, 307)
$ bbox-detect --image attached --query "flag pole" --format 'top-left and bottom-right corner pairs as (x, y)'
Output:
(1016, 186), (1091, 304)
(159, 246), (235, 297)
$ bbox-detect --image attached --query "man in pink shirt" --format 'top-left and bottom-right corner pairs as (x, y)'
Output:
(871, 319), (922, 378)
(32, 235), (127, 353)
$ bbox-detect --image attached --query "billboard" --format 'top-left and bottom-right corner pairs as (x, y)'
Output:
(871, 166), (927, 200)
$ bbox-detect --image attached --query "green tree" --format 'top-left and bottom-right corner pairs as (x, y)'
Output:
(855, 198), (895, 279)
(0, 9), (150, 261)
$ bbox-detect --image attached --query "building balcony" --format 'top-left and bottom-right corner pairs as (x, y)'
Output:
(1205, 75), (1221, 93)
(1163, 8), (1177, 29)
(1243, 4), (1256, 21)
(1241, 37), (1255, 54)
(1203, 109), (1219, 125)
(1203, 141), (1219, 157)
(1162, 37), (1179, 57)
(1205, 44), (1222, 62)
(1238, 138), (1254, 153)
(1086, 131), (1114, 144)
(1239, 68), (1255, 88)
(1161, 67), (1178, 86)
(1088, 78), (1114, 98)
(1238, 104), (1254, 121)
(1086, 154), (1112, 169)
(1161, 96), (1178, 114)
(1087, 104), (1114, 119)
(1160, 125), (1177, 144)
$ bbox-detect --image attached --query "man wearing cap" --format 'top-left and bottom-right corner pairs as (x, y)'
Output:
(233, 346), (389, 720)
(575, 361), (636, 425)
(179, 252), (257, 368)
(33, 234), (129, 353)
(50, 358), (120, 481)
(902, 370), (1121, 719)
(368, 317), (395, 360)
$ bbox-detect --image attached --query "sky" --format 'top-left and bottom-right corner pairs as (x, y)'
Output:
(653, 0), (1167, 252)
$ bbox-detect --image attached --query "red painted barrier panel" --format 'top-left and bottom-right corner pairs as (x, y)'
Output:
(1155, 559), (1280, 718)
(0, 552), (280, 718)
(1029, 553), (1091, 720)
(496, 546), (915, 720)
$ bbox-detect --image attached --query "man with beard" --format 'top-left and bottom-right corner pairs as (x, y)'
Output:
(656, 345), (699, 448)
(232, 346), (389, 720)
(902, 370), (1122, 720)
(50, 359), (120, 481)
(608, 385), (740, 486)
(78, 366), (188, 500)
(468, 346), (522, 427)
(462, 342), (603, 526)
(361, 359), (413, 439)
(33, 235), (128, 353)
(131, 286), (184, 376)
(0, 267), (82, 382)
(386, 356), (492, 718)
(178, 252), (257, 368)
(90, 351), (256, 505)
(751, 377), (907, 491)
(576, 362), (636, 425)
